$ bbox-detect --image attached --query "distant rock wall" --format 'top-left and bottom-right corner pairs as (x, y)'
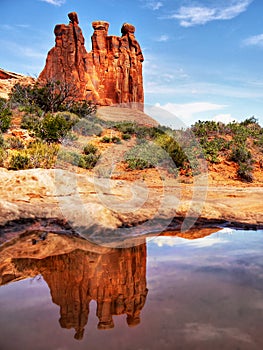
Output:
(39, 12), (144, 110)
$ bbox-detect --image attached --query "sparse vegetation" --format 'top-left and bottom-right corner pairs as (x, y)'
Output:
(1, 81), (262, 184)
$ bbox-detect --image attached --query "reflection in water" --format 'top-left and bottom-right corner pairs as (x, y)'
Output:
(11, 243), (148, 340)
(1, 228), (263, 349)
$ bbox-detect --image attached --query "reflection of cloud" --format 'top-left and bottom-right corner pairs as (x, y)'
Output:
(149, 236), (183, 247)
(168, 0), (253, 27)
(184, 323), (253, 343)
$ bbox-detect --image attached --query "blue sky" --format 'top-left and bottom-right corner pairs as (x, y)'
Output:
(1, 0), (263, 126)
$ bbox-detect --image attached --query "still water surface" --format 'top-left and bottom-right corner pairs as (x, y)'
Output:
(1, 228), (263, 350)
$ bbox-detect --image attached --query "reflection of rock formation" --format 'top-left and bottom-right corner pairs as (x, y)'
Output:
(12, 243), (147, 340)
(39, 12), (144, 110)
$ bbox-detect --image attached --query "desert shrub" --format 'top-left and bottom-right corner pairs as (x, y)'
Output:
(155, 134), (186, 168)
(21, 114), (40, 132)
(73, 119), (102, 136)
(27, 142), (59, 168)
(0, 132), (4, 147)
(58, 149), (100, 169)
(230, 146), (252, 163)
(78, 154), (100, 169)
(83, 143), (99, 155)
(9, 81), (97, 114)
(114, 122), (137, 134)
(125, 141), (170, 170)
(199, 137), (230, 163)
(8, 152), (30, 170)
(6, 137), (25, 150)
(191, 120), (219, 137)
(67, 100), (97, 118)
(0, 147), (6, 166)
(0, 99), (12, 132)
(122, 133), (131, 140)
(101, 135), (121, 144)
(58, 150), (81, 166)
(35, 113), (73, 142)
(237, 163), (254, 182)
(55, 111), (79, 127)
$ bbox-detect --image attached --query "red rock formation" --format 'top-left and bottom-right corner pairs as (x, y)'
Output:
(12, 242), (148, 340)
(39, 12), (144, 110)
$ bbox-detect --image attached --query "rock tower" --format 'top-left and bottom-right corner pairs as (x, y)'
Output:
(39, 12), (144, 110)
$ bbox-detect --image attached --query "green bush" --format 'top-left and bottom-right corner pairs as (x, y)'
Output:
(79, 153), (100, 169)
(231, 146), (252, 163)
(122, 133), (131, 140)
(0, 106), (12, 132)
(114, 122), (136, 134)
(6, 137), (25, 150)
(8, 152), (30, 170)
(21, 114), (40, 132)
(101, 135), (121, 144)
(9, 81), (97, 114)
(0, 132), (4, 147)
(55, 111), (79, 127)
(237, 163), (253, 182)
(0, 147), (6, 167)
(27, 142), (59, 168)
(125, 141), (170, 170)
(73, 119), (102, 136)
(58, 150), (81, 166)
(155, 134), (186, 168)
(67, 100), (97, 118)
(83, 143), (99, 155)
(36, 113), (72, 142)
(191, 120), (219, 137)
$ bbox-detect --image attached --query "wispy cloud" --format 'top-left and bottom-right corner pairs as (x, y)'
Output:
(40, 0), (66, 6)
(243, 33), (263, 47)
(152, 102), (227, 126)
(0, 39), (46, 59)
(169, 0), (253, 27)
(143, 1), (163, 11)
(156, 34), (169, 42)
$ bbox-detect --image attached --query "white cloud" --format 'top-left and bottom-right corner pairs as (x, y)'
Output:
(40, 0), (66, 6)
(243, 33), (263, 47)
(213, 113), (235, 124)
(170, 0), (253, 27)
(143, 1), (163, 11)
(152, 102), (227, 126)
(156, 34), (169, 42)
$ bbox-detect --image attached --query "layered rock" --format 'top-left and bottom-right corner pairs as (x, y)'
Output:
(0, 68), (35, 99)
(39, 12), (144, 110)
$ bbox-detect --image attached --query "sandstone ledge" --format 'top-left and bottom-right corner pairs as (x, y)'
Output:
(0, 168), (262, 241)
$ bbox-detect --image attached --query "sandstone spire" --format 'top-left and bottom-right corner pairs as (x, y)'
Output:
(39, 12), (144, 110)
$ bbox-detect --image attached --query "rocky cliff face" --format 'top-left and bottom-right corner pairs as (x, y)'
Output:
(39, 12), (144, 110)
(12, 242), (148, 339)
